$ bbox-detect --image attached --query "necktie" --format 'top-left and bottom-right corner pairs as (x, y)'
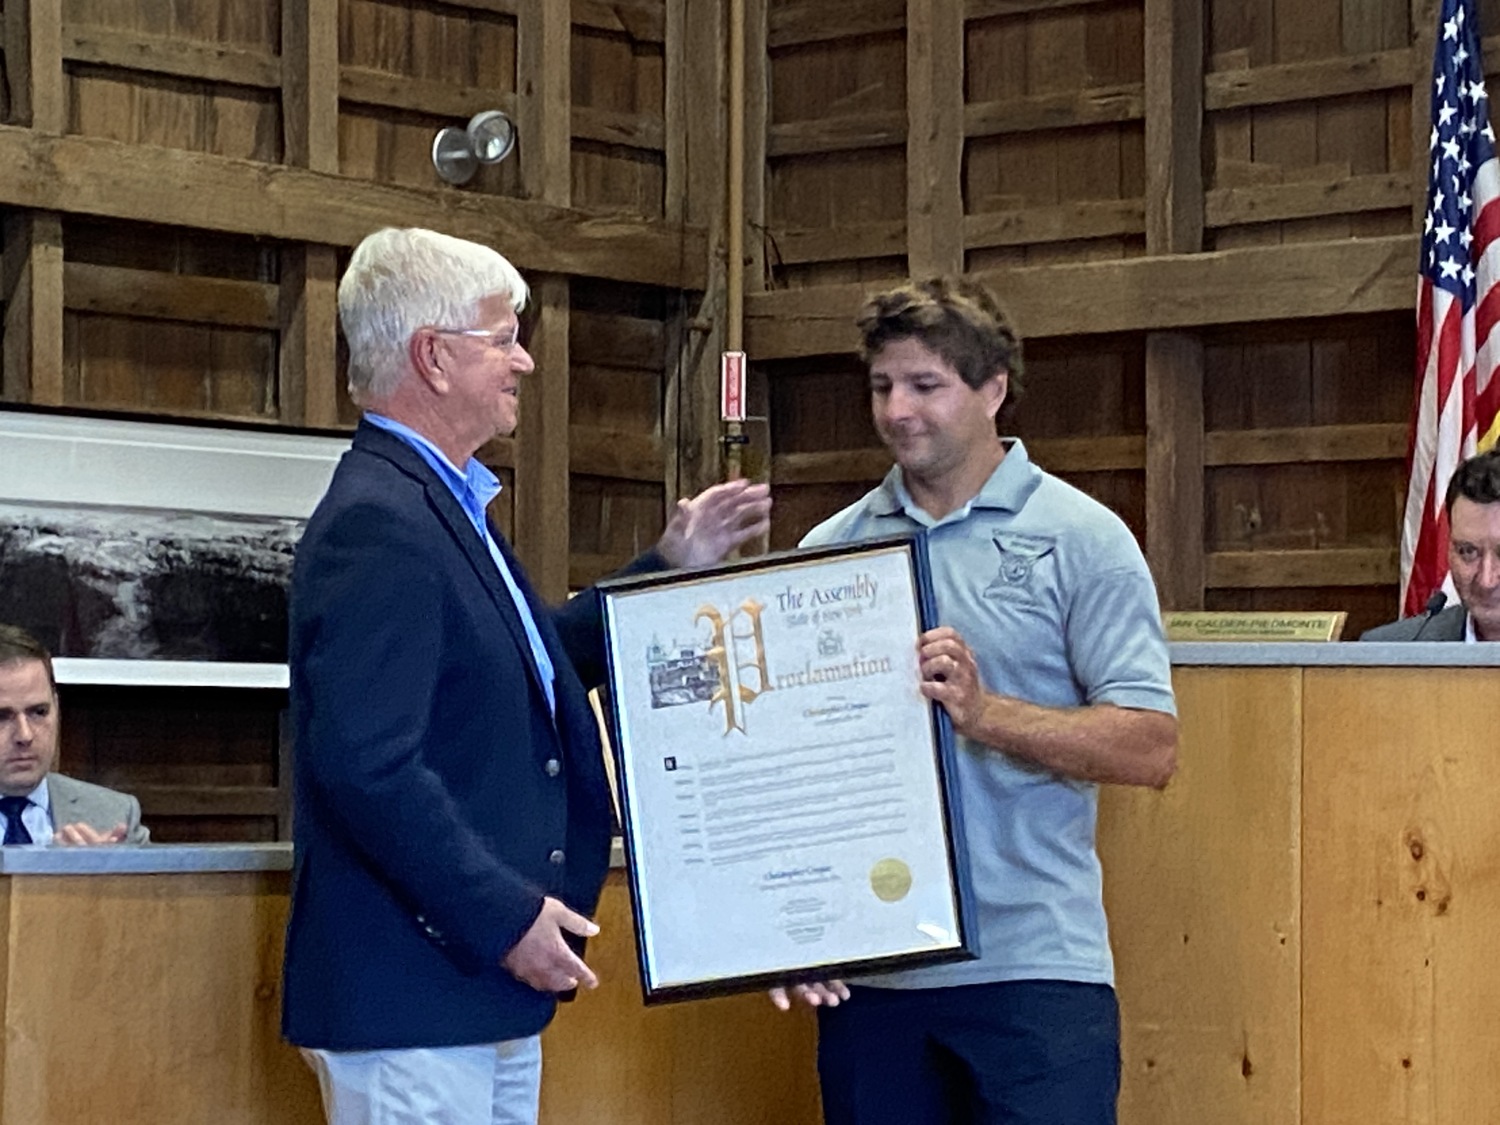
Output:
(0, 796), (33, 845)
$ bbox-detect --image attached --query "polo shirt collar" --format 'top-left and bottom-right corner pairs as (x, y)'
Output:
(867, 438), (1042, 523)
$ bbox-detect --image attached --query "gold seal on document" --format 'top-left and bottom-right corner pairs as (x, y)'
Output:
(869, 858), (912, 903)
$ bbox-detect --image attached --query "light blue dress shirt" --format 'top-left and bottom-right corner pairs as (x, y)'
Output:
(364, 413), (557, 713)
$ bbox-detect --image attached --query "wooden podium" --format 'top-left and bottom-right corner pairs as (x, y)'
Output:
(6, 646), (1496, 1124)
(1101, 644), (1500, 1125)
(0, 848), (819, 1124)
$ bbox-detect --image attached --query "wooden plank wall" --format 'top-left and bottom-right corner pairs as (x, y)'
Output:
(0, 0), (712, 839)
(745, 0), (1468, 633)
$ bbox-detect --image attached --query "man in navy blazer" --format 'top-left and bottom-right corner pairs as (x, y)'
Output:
(283, 227), (770, 1124)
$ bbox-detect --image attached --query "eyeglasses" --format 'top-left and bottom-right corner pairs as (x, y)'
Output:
(430, 327), (523, 352)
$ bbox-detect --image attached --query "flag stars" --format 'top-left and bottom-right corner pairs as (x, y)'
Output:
(1440, 257), (1462, 279)
(1461, 228), (1474, 250)
(1445, 15), (1459, 40)
(1463, 264), (1476, 287)
(1444, 137), (1462, 161)
(1435, 219), (1457, 244)
(1440, 102), (1458, 126)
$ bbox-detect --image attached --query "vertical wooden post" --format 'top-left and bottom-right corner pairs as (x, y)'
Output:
(278, 246), (340, 427)
(1145, 334), (1206, 608)
(740, 0), (773, 495)
(741, 0), (770, 303)
(1411, 0), (1439, 223)
(279, 0), (341, 428)
(666, 0), (729, 499)
(1, 213), (63, 405)
(906, 0), (965, 279)
(1, 0), (65, 405)
(514, 0), (572, 599)
(1143, 0), (1206, 608)
(1144, 0), (1203, 255)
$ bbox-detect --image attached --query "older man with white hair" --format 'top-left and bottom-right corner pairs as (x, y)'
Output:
(282, 227), (770, 1124)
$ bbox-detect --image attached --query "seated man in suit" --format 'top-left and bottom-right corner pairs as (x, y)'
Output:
(0, 624), (149, 845)
(1363, 449), (1500, 641)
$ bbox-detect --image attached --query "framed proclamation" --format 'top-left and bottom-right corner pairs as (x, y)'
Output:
(597, 535), (977, 1004)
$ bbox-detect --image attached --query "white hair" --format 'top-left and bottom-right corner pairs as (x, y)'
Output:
(338, 227), (530, 402)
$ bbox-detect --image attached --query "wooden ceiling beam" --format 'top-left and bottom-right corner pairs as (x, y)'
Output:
(0, 126), (706, 289)
(745, 234), (1415, 357)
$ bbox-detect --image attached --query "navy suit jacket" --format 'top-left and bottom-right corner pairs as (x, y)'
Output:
(282, 422), (643, 1050)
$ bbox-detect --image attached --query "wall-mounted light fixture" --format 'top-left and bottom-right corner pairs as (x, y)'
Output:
(431, 110), (518, 185)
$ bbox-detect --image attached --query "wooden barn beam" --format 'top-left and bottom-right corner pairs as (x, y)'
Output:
(1143, 0), (1204, 609)
(967, 198), (1146, 250)
(63, 27), (281, 88)
(1205, 172), (1410, 228)
(3, 0), (64, 407)
(573, 0), (666, 42)
(1205, 548), (1399, 589)
(967, 0), (1120, 18)
(742, 0), (771, 300)
(771, 220), (910, 265)
(1204, 48), (1412, 111)
(1203, 423), (1407, 466)
(906, 0), (965, 277)
(1, 212), (63, 405)
(570, 426), (665, 482)
(767, 111), (907, 158)
(281, 0), (341, 429)
(513, 0), (573, 600)
(339, 68), (514, 120)
(278, 247), (340, 428)
(64, 263), (279, 329)
(1145, 334), (1205, 608)
(768, 0), (905, 49)
(965, 83), (1146, 138)
(571, 107), (666, 154)
(1412, 0), (1441, 222)
(0, 127), (707, 289)
(770, 425), (1405, 485)
(740, 0), (775, 496)
(745, 235), (1415, 356)
(665, 0), (732, 497)
(1144, 0), (1202, 254)
(479, 426), (663, 482)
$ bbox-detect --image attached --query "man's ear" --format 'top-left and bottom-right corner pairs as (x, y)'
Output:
(408, 328), (449, 393)
(982, 370), (1008, 421)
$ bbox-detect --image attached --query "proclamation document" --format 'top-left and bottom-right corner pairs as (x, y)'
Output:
(599, 536), (976, 1003)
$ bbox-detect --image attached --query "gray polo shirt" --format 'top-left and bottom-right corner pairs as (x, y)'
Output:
(801, 439), (1175, 988)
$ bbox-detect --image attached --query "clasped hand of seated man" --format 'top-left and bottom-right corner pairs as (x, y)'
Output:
(55, 822), (130, 846)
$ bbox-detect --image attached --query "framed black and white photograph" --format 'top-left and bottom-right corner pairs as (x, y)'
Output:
(598, 535), (977, 1004)
(0, 408), (348, 678)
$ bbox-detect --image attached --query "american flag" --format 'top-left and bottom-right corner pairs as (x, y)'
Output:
(1404, 0), (1500, 615)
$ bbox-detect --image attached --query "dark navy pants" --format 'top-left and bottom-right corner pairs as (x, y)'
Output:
(816, 980), (1120, 1125)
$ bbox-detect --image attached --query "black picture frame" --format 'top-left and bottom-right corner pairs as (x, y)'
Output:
(597, 534), (977, 1004)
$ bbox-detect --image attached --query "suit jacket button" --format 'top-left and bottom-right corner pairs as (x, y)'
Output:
(549, 848), (565, 865)
(545, 759), (561, 777)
